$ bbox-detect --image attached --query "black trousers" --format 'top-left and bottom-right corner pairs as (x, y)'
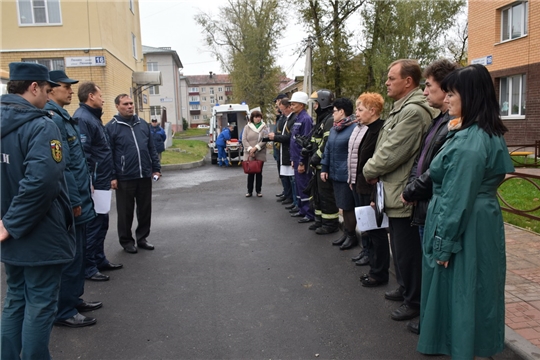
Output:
(388, 217), (422, 308)
(116, 177), (152, 248)
(247, 163), (264, 194)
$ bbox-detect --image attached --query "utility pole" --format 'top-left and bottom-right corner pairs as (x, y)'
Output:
(303, 36), (314, 117)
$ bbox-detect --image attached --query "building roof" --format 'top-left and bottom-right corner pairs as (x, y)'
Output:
(184, 73), (231, 85)
(142, 45), (183, 69)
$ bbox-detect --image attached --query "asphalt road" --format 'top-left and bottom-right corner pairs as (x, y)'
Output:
(3, 159), (523, 359)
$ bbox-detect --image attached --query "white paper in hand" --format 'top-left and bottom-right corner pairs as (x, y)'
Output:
(355, 205), (389, 232)
(92, 189), (112, 214)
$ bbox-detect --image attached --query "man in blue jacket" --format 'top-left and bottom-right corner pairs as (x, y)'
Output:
(0, 62), (75, 359)
(106, 94), (161, 254)
(45, 70), (104, 328)
(75, 82), (123, 278)
(289, 91), (315, 223)
(150, 118), (166, 160)
(216, 123), (234, 167)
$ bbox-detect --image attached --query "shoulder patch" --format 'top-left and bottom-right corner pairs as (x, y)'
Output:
(50, 140), (63, 163)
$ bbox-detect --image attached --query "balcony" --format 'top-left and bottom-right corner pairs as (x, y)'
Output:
(188, 91), (199, 95)
(225, 91), (233, 96)
(190, 110), (201, 115)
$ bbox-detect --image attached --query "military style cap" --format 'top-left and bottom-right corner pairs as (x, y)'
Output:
(8, 62), (59, 87)
(49, 70), (79, 84)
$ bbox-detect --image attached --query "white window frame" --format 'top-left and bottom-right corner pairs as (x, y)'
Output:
(131, 33), (137, 59)
(193, 115), (200, 120)
(189, 96), (200, 102)
(17, 0), (62, 26)
(200, 87), (205, 93)
(202, 106), (207, 111)
(210, 87), (214, 94)
(501, 1), (528, 42)
(147, 62), (158, 71)
(189, 104), (200, 110)
(149, 86), (159, 95)
(150, 106), (162, 116)
(188, 87), (199, 92)
(218, 87), (223, 92)
(500, 74), (526, 119)
(22, 58), (65, 70)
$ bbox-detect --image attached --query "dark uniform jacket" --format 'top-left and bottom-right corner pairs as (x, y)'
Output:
(309, 108), (334, 169)
(74, 103), (113, 190)
(45, 100), (96, 225)
(0, 94), (75, 266)
(105, 114), (161, 181)
(402, 111), (451, 226)
(272, 112), (296, 166)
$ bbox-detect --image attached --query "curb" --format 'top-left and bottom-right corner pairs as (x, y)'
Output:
(161, 158), (205, 171)
(505, 326), (540, 359)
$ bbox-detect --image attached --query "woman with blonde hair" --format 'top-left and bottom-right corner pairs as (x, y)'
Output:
(354, 92), (390, 287)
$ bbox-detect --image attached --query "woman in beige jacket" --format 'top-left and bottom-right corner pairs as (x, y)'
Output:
(242, 110), (268, 197)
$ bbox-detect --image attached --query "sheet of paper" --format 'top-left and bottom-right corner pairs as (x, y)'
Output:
(355, 205), (389, 232)
(92, 189), (112, 214)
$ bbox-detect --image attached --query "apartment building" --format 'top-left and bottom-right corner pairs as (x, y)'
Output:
(142, 45), (183, 132)
(180, 72), (233, 127)
(469, 0), (539, 144)
(0, 0), (148, 122)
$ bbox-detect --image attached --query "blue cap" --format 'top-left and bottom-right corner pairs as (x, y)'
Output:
(9, 62), (59, 87)
(49, 70), (79, 84)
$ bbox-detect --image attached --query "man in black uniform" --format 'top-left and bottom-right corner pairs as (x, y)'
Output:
(306, 89), (340, 234)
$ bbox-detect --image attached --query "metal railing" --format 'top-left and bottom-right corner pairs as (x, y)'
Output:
(498, 171), (540, 222)
(507, 140), (540, 167)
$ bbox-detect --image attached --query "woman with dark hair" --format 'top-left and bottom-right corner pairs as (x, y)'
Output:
(417, 64), (514, 358)
(320, 98), (358, 250)
(242, 110), (268, 197)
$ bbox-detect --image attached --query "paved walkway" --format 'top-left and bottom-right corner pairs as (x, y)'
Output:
(503, 168), (540, 359)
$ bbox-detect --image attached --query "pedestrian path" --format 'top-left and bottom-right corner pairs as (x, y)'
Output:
(505, 222), (540, 354)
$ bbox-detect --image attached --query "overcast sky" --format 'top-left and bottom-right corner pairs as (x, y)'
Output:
(139, 0), (307, 78)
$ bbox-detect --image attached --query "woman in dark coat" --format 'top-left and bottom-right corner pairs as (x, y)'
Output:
(417, 64), (514, 358)
(354, 92), (390, 287)
(320, 98), (357, 250)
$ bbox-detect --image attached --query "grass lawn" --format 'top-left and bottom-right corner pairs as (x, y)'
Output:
(498, 176), (540, 233)
(174, 128), (209, 138)
(161, 139), (208, 165)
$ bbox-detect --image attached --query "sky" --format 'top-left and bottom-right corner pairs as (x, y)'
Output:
(138, 0), (308, 78)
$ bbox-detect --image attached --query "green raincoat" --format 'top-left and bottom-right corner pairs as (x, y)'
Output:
(418, 123), (514, 358)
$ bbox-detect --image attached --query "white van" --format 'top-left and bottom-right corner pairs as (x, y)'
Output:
(208, 104), (249, 165)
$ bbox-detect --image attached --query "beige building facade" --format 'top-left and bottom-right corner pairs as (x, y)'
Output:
(469, 0), (540, 144)
(1, 0), (147, 122)
(180, 73), (233, 127)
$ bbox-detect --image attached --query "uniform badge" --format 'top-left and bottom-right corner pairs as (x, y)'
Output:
(50, 140), (63, 163)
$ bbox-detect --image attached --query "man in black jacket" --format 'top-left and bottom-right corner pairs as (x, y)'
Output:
(46, 71), (103, 328)
(106, 94), (161, 254)
(75, 82), (123, 278)
(268, 98), (297, 208)
(401, 58), (459, 334)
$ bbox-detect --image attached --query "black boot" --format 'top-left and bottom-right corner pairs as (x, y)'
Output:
(308, 215), (322, 231)
(332, 232), (347, 246)
(340, 231), (358, 250)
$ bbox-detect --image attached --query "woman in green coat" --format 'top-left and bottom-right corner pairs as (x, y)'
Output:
(417, 64), (514, 358)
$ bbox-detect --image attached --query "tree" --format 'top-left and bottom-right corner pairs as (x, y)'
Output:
(293, 0), (366, 98)
(360, 0), (465, 94)
(195, 0), (284, 116)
